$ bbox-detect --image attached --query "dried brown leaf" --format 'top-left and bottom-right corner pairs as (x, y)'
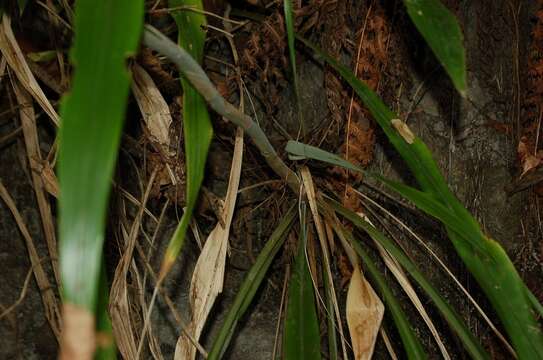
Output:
(131, 63), (173, 150)
(346, 264), (384, 360)
(13, 80), (60, 286)
(0, 180), (61, 340)
(0, 15), (59, 126)
(110, 171), (157, 360)
(175, 128), (244, 360)
(391, 119), (415, 144)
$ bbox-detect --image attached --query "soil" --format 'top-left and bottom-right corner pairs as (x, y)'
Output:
(1, 0), (542, 359)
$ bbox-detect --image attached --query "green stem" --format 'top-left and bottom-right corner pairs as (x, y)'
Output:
(141, 25), (299, 191)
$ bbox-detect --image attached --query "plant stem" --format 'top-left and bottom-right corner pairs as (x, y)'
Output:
(142, 25), (299, 191)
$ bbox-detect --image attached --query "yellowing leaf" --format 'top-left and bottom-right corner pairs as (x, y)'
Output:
(346, 264), (384, 360)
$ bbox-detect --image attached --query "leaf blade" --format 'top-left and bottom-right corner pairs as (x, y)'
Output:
(403, 0), (467, 94)
(58, 0), (143, 313)
(58, 0), (143, 357)
(162, 0), (213, 274)
(283, 210), (321, 360)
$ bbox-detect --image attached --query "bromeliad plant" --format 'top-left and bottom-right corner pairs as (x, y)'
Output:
(54, 0), (543, 358)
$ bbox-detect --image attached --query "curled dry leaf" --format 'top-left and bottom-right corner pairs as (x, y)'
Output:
(518, 138), (543, 176)
(38, 161), (60, 198)
(390, 119), (415, 144)
(132, 63), (177, 186)
(0, 15), (60, 126)
(131, 63), (172, 150)
(346, 264), (384, 360)
(174, 128), (244, 360)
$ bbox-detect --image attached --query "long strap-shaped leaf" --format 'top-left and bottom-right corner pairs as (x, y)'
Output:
(402, 0), (466, 95)
(295, 38), (543, 359)
(58, 0), (143, 358)
(283, 204), (321, 359)
(161, 0), (214, 276)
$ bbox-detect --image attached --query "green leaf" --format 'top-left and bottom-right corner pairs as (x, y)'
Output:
(283, 0), (304, 135)
(283, 204), (321, 360)
(162, 0), (213, 275)
(286, 140), (363, 173)
(58, 0), (143, 311)
(329, 199), (488, 359)
(402, 0), (467, 95)
(207, 205), (297, 359)
(331, 221), (427, 359)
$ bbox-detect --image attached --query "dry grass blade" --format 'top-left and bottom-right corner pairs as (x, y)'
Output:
(375, 241), (450, 359)
(0, 266), (33, 320)
(0, 180), (61, 340)
(38, 161), (59, 198)
(300, 166), (348, 359)
(131, 63), (173, 151)
(12, 79), (61, 287)
(132, 206), (207, 359)
(131, 241), (163, 360)
(346, 264), (384, 360)
(380, 328), (399, 360)
(0, 15), (60, 126)
(109, 170), (157, 360)
(175, 127), (244, 360)
(355, 211), (449, 358)
(272, 265), (290, 359)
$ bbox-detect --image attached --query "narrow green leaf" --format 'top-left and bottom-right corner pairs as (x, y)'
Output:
(331, 221), (427, 359)
(95, 263), (117, 360)
(207, 205), (297, 359)
(284, 0), (297, 87)
(329, 199), (488, 359)
(59, 0), (143, 311)
(283, 0), (303, 135)
(402, 0), (467, 95)
(286, 141), (363, 173)
(376, 176), (481, 246)
(285, 142), (472, 243)
(162, 0), (213, 274)
(284, 204), (321, 360)
(527, 287), (543, 319)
